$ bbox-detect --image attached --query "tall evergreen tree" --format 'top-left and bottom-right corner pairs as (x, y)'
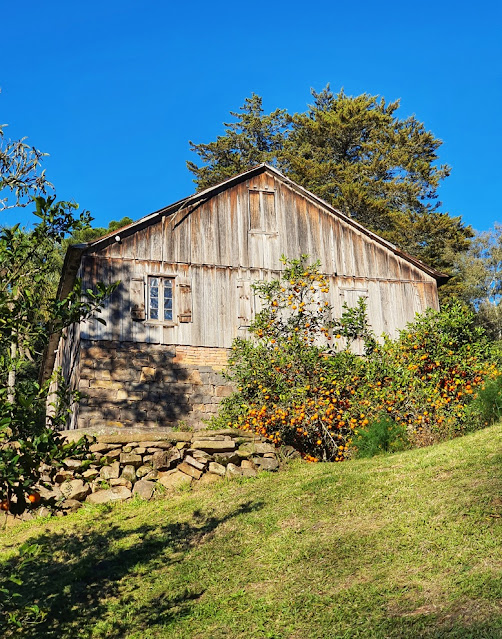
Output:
(457, 225), (502, 339)
(187, 94), (289, 191)
(187, 87), (473, 299)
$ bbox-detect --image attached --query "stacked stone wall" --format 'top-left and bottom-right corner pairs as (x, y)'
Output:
(78, 341), (232, 430)
(4, 429), (300, 524)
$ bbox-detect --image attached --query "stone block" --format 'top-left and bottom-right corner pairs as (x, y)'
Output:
(215, 385), (233, 397)
(136, 465), (153, 478)
(199, 472), (221, 485)
(110, 368), (139, 382)
(119, 409), (148, 422)
(61, 479), (91, 502)
(63, 458), (83, 471)
(157, 470), (192, 490)
(54, 470), (74, 484)
(226, 463), (242, 478)
(90, 443), (120, 454)
(177, 462), (202, 480)
(192, 440), (236, 453)
(208, 462), (226, 477)
(255, 457), (279, 472)
(186, 369), (202, 384)
(89, 379), (123, 390)
(121, 465), (137, 483)
(133, 480), (155, 500)
(86, 346), (111, 359)
(100, 462), (120, 480)
(94, 370), (111, 381)
(120, 453), (143, 467)
(61, 499), (83, 512)
(82, 469), (100, 480)
(117, 390), (142, 401)
(110, 478), (133, 489)
(36, 484), (63, 500)
(140, 366), (157, 382)
(86, 486), (132, 504)
(88, 389), (118, 402)
(184, 455), (206, 471)
(152, 448), (181, 471)
(212, 451), (241, 466)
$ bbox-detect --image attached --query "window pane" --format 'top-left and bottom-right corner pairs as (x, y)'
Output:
(164, 280), (173, 321)
(148, 277), (159, 320)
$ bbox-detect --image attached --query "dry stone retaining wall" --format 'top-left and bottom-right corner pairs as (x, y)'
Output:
(7, 429), (297, 523)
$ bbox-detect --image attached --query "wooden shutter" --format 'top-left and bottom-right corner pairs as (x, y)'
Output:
(249, 191), (261, 230)
(130, 278), (145, 321)
(237, 280), (253, 327)
(263, 191), (276, 231)
(178, 278), (192, 323)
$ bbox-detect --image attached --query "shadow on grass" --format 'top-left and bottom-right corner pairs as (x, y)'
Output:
(0, 499), (264, 638)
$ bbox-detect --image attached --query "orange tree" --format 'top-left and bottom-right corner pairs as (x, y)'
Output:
(365, 303), (499, 441)
(216, 257), (500, 461)
(218, 256), (375, 461)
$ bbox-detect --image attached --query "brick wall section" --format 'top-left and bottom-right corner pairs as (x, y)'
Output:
(77, 341), (232, 430)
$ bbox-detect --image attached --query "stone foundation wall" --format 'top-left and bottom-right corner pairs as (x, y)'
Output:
(77, 341), (232, 430)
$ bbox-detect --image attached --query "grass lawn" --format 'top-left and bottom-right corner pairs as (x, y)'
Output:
(1, 423), (501, 638)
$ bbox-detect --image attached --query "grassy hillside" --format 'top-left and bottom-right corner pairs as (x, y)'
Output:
(1, 424), (502, 638)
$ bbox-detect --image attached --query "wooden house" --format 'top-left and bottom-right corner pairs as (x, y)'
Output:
(42, 164), (447, 430)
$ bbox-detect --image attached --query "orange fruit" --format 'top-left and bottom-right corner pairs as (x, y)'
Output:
(28, 492), (41, 504)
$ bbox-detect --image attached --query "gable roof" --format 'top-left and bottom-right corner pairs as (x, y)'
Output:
(41, 164), (448, 383)
(63, 163), (448, 281)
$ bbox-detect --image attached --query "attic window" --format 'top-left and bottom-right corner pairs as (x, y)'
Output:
(148, 276), (173, 322)
(249, 189), (276, 233)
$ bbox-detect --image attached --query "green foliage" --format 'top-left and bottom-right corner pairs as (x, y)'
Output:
(0, 125), (117, 517)
(187, 87), (473, 291)
(216, 259), (500, 461)
(0, 125), (52, 211)
(0, 542), (47, 631)
(457, 224), (502, 338)
(187, 94), (288, 190)
(467, 375), (502, 428)
(353, 415), (409, 458)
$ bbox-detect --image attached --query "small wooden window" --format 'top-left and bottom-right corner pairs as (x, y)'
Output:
(148, 276), (174, 322)
(249, 190), (276, 232)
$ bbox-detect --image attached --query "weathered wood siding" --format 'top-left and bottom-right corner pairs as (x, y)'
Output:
(80, 170), (439, 346)
(48, 319), (81, 429)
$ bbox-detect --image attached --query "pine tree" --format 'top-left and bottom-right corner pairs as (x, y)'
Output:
(187, 94), (289, 191)
(187, 87), (473, 298)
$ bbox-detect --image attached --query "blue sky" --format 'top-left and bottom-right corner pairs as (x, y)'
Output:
(1, 0), (501, 233)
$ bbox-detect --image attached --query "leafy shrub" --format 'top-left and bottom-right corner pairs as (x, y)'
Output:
(466, 375), (502, 428)
(215, 256), (501, 461)
(353, 415), (409, 458)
